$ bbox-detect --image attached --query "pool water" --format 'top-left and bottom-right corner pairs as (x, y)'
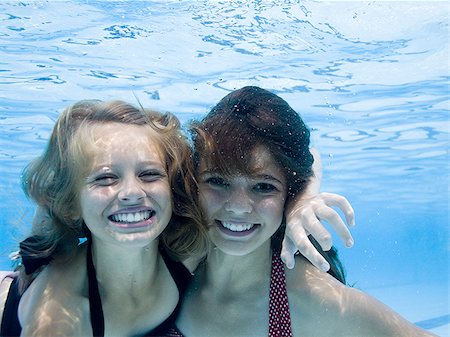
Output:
(0, 1), (448, 335)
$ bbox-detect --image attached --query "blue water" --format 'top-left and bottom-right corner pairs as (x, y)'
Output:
(0, 1), (448, 335)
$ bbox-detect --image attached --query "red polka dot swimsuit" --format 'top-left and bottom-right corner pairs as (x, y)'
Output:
(166, 250), (292, 336)
(269, 251), (293, 337)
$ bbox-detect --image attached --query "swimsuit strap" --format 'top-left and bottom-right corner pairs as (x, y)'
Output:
(85, 243), (191, 337)
(87, 240), (105, 337)
(0, 276), (21, 336)
(268, 251), (293, 337)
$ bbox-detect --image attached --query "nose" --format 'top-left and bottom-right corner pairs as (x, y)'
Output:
(224, 187), (252, 214)
(118, 177), (146, 204)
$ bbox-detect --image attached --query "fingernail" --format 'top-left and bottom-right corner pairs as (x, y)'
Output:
(346, 238), (354, 247)
(321, 262), (330, 272)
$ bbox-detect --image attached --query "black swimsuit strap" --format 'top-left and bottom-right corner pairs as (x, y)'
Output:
(87, 240), (105, 337)
(84, 242), (192, 337)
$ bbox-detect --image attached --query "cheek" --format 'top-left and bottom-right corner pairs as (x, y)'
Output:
(259, 198), (285, 225)
(151, 182), (172, 203)
(79, 188), (109, 216)
(79, 189), (90, 211)
(199, 188), (221, 216)
(79, 191), (95, 220)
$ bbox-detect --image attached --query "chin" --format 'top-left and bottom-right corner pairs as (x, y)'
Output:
(107, 227), (163, 246)
(212, 240), (261, 256)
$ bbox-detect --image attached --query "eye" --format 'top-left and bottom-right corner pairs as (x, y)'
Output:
(204, 176), (229, 187)
(91, 174), (118, 186)
(253, 182), (278, 194)
(140, 170), (166, 182)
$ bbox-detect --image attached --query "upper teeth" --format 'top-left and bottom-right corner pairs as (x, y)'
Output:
(111, 211), (152, 223)
(222, 222), (254, 232)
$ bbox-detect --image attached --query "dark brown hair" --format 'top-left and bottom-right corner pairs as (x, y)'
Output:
(190, 86), (346, 283)
(191, 86), (314, 200)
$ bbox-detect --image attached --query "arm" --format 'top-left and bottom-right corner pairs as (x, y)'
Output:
(290, 260), (436, 336)
(19, 254), (89, 337)
(342, 286), (437, 336)
(282, 148), (355, 270)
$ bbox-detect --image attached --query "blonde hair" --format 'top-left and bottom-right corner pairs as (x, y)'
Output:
(19, 100), (207, 290)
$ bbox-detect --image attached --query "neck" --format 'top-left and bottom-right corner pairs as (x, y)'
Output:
(90, 238), (161, 297)
(201, 241), (273, 296)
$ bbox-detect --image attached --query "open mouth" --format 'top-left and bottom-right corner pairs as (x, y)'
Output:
(222, 222), (254, 232)
(216, 220), (259, 237)
(109, 210), (155, 224)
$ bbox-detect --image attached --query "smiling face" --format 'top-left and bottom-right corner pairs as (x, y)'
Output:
(78, 122), (172, 247)
(198, 146), (287, 256)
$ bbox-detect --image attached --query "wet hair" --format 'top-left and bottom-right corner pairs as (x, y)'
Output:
(190, 86), (346, 283)
(19, 100), (207, 290)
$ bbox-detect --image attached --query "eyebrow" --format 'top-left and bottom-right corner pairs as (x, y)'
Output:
(90, 160), (165, 171)
(198, 169), (218, 175)
(200, 170), (284, 185)
(253, 174), (285, 185)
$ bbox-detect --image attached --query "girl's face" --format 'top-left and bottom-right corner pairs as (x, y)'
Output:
(79, 123), (172, 247)
(198, 146), (287, 256)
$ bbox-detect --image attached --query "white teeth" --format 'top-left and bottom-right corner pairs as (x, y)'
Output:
(221, 222), (254, 232)
(111, 211), (152, 223)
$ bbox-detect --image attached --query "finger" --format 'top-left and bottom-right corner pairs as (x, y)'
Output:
(285, 225), (330, 272)
(301, 207), (332, 251)
(281, 237), (297, 269)
(297, 240), (330, 272)
(285, 220), (313, 254)
(315, 206), (354, 248)
(320, 192), (355, 226)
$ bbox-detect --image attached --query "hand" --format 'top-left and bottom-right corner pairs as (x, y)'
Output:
(281, 192), (355, 271)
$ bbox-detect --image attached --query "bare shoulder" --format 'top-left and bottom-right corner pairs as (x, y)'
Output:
(286, 255), (346, 300)
(285, 257), (348, 326)
(19, 246), (90, 336)
(339, 285), (436, 336)
(285, 256), (436, 337)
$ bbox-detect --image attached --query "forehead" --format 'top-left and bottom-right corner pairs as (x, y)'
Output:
(201, 145), (285, 180)
(87, 122), (164, 162)
(249, 146), (279, 171)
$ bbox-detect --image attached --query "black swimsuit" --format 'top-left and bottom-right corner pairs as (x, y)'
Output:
(1, 242), (191, 337)
(0, 275), (21, 337)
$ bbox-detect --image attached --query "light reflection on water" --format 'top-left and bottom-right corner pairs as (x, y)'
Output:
(0, 1), (448, 332)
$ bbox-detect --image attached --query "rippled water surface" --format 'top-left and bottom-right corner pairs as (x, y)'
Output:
(0, 1), (448, 334)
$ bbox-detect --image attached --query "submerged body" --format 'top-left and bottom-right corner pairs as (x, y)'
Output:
(1, 98), (356, 336)
(177, 247), (430, 337)
(174, 86), (435, 337)
(1, 101), (203, 337)
(19, 243), (182, 336)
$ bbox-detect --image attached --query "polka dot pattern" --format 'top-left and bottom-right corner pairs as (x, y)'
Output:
(166, 251), (293, 337)
(268, 251), (293, 337)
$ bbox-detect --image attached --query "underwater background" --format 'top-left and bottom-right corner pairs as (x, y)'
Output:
(0, 1), (448, 335)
